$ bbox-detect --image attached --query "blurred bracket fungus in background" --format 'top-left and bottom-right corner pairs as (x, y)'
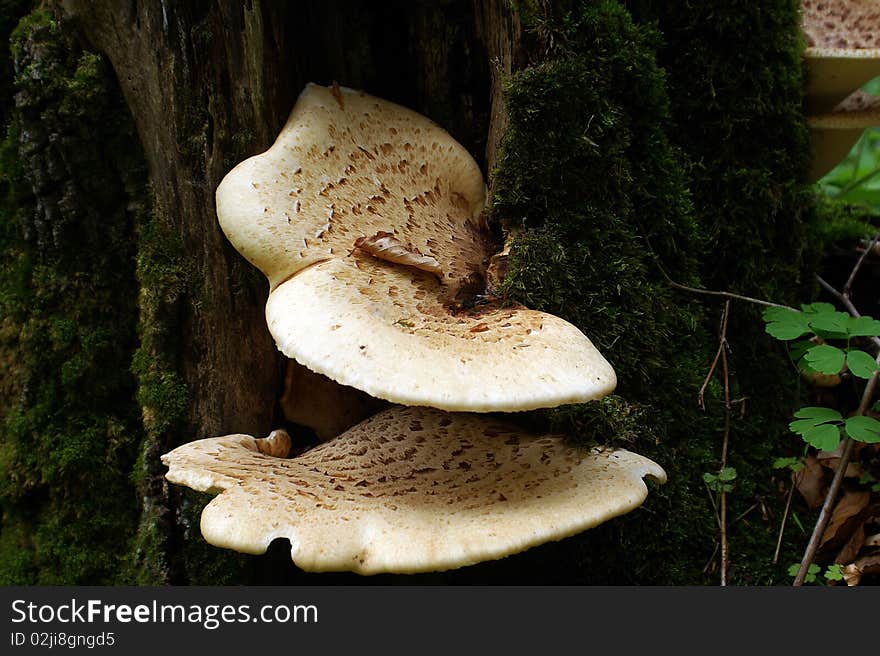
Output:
(803, 0), (880, 181)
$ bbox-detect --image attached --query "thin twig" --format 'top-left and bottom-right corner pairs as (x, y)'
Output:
(719, 301), (732, 587)
(703, 541), (720, 574)
(793, 438), (858, 586)
(773, 470), (801, 565)
(700, 301), (733, 585)
(698, 305), (730, 410)
(666, 278), (793, 309)
(817, 275), (880, 351)
(646, 246), (794, 310)
(793, 280), (880, 585)
(734, 502), (759, 524)
(698, 346), (724, 410)
(704, 480), (721, 531)
(843, 232), (880, 298)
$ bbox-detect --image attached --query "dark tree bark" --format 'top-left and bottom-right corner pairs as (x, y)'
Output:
(60, 0), (526, 583)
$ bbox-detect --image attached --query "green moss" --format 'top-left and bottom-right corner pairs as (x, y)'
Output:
(495, 0), (708, 432)
(122, 203), (194, 584)
(812, 197), (877, 249)
(0, 8), (147, 584)
(490, 0), (816, 584)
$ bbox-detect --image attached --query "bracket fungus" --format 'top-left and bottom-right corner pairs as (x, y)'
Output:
(161, 83), (667, 575)
(161, 406), (665, 574)
(802, 0), (880, 114)
(809, 90), (880, 181)
(216, 83), (616, 412)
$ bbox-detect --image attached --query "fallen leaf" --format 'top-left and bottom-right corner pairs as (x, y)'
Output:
(353, 231), (442, 278)
(834, 522), (866, 565)
(819, 489), (870, 552)
(843, 554), (880, 586)
(795, 455), (829, 510)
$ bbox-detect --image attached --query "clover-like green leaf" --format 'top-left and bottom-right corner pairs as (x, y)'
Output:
(800, 302), (836, 314)
(718, 467), (737, 482)
(844, 415), (880, 444)
(824, 564), (844, 581)
(847, 315), (880, 338)
(807, 309), (850, 335)
(845, 349), (879, 380)
(773, 456), (804, 473)
(790, 407), (843, 451)
(788, 339), (813, 363)
(793, 406), (842, 422)
(789, 563), (820, 583)
(803, 344), (846, 375)
(763, 307), (810, 340)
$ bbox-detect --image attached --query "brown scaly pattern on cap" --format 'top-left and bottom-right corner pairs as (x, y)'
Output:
(803, 0), (880, 49)
(161, 406), (666, 574)
(216, 83), (490, 298)
(832, 89), (880, 113)
(267, 255), (617, 412)
(217, 84), (616, 411)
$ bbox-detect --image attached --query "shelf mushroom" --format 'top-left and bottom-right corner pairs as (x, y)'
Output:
(161, 84), (667, 575)
(161, 406), (665, 574)
(216, 83), (616, 412)
(809, 90), (880, 181)
(802, 0), (880, 114)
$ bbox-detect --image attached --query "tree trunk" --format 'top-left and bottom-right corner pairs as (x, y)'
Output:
(58, 0), (527, 583)
(1, 0), (817, 585)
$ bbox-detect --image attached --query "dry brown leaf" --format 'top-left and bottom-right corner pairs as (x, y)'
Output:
(817, 440), (868, 478)
(834, 522), (866, 565)
(353, 231), (442, 278)
(796, 455), (829, 510)
(843, 553), (880, 586)
(819, 489), (871, 552)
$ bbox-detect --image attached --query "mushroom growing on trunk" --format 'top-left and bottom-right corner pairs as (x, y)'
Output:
(162, 406), (665, 574)
(216, 83), (616, 411)
(162, 83), (666, 574)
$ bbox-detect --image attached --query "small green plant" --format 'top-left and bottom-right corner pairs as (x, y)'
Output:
(772, 456), (805, 473)
(703, 467), (737, 493)
(789, 562), (820, 583)
(824, 564), (845, 582)
(787, 562), (845, 584)
(858, 471), (880, 493)
(763, 303), (880, 451)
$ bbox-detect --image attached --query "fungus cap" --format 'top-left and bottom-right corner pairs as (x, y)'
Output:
(808, 91), (880, 180)
(217, 83), (616, 411)
(802, 0), (880, 112)
(216, 83), (487, 292)
(267, 256), (616, 412)
(161, 406), (665, 574)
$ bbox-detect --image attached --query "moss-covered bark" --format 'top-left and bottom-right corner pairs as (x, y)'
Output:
(0, 0), (825, 584)
(482, 0), (819, 583)
(0, 8), (144, 583)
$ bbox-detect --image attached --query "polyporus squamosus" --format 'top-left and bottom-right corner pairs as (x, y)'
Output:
(215, 83), (616, 412)
(161, 406), (665, 574)
(809, 91), (880, 181)
(802, 0), (880, 113)
(161, 84), (666, 574)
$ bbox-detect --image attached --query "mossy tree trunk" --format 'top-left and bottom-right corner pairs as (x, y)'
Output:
(55, 0), (526, 584)
(0, 0), (817, 584)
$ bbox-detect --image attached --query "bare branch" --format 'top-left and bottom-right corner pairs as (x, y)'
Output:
(843, 232), (880, 297)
